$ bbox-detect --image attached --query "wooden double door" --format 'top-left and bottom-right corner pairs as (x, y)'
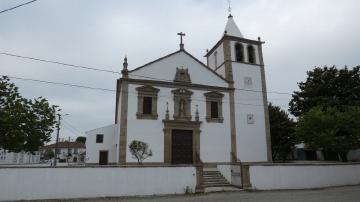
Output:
(171, 129), (193, 164)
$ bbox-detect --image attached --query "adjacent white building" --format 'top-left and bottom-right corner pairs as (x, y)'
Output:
(42, 141), (86, 163)
(86, 15), (272, 165)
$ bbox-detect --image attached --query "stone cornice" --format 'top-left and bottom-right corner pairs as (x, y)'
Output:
(123, 78), (234, 92)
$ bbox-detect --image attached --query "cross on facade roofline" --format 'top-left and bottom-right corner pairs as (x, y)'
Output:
(177, 32), (186, 50)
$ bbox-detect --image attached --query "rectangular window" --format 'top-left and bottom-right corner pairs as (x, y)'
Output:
(210, 101), (219, 118)
(205, 92), (224, 123)
(96, 134), (104, 143)
(142, 96), (153, 115)
(136, 86), (159, 120)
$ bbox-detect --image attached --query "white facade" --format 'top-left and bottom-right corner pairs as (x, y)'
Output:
(86, 15), (270, 165)
(0, 149), (40, 165)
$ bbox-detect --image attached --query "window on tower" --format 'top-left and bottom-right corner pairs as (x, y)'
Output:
(235, 43), (244, 62)
(247, 45), (256, 64)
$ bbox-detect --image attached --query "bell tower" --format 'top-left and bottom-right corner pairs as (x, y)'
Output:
(205, 14), (272, 163)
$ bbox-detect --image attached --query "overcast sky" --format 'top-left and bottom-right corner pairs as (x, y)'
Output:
(1, 0), (359, 142)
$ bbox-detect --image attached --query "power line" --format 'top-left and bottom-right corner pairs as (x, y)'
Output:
(3, 74), (289, 108)
(1, 51), (293, 95)
(0, 0), (38, 14)
(62, 119), (84, 135)
(0, 52), (120, 74)
(3, 75), (116, 92)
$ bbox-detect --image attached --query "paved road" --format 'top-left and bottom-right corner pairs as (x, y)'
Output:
(68, 185), (360, 202)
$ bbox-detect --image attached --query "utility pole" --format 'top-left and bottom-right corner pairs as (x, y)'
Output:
(53, 113), (61, 166)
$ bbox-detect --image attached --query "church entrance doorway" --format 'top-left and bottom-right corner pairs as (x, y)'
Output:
(99, 150), (108, 165)
(171, 130), (193, 164)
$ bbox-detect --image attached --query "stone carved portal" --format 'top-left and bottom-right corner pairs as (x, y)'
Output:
(163, 120), (201, 164)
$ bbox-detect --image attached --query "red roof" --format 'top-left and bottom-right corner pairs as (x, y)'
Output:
(44, 141), (85, 149)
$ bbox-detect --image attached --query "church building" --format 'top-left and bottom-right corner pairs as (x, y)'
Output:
(86, 14), (272, 165)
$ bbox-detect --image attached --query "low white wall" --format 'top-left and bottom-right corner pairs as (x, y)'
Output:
(0, 166), (197, 201)
(249, 163), (360, 190)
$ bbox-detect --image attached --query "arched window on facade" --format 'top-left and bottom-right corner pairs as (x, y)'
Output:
(235, 43), (244, 62)
(247, 45), (256, 64)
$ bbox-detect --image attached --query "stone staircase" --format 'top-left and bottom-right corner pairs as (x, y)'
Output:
(202, 168), (232, 188)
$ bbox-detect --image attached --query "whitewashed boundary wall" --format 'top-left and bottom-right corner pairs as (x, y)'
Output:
(0, 166), (196, 201)
(249, 163), (360, 190)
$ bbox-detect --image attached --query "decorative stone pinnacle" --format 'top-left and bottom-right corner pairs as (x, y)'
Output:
(165, 102), (169, 120)
(122, 56), (128, 78)
(195, 104), (199, 122)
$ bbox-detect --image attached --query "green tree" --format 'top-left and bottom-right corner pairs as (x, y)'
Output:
(43, 149), (55, 159)
(0, 76), (58, 153)
(269, 103), (296, 162)
(75, 136), (86, 144)
(129, 140), (152, 164)
(295, 106), (360, 162)
(289, 66), (360, 117)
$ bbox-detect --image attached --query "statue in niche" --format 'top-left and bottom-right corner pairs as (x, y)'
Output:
(179, 99), (186, 117)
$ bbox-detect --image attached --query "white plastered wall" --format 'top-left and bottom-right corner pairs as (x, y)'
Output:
(229, 41), (268, 162)
(207, 43), (224, 70)
(129, 51), (228, 88)
(85, 124), (119, 164)
(249, 164), (360, 190)
(126, 84), (232, 163)
(0, 166), (197, 201)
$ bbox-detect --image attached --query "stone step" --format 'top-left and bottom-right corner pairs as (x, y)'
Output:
(202, 168), (233, 189)
(203, 182), (230, 186)
(204, 178), (226, 181)
(204, 181), (228, 184)
(204, 186), (243, 193)
(203, 173), (223, 176)
(203, 183), (232, 188)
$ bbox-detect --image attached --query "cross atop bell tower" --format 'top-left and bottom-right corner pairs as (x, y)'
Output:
(227, 0), (232, 17)
(177, 32), (186, 50)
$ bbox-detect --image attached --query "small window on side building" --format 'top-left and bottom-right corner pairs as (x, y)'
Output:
(96, 134), (104, 143)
